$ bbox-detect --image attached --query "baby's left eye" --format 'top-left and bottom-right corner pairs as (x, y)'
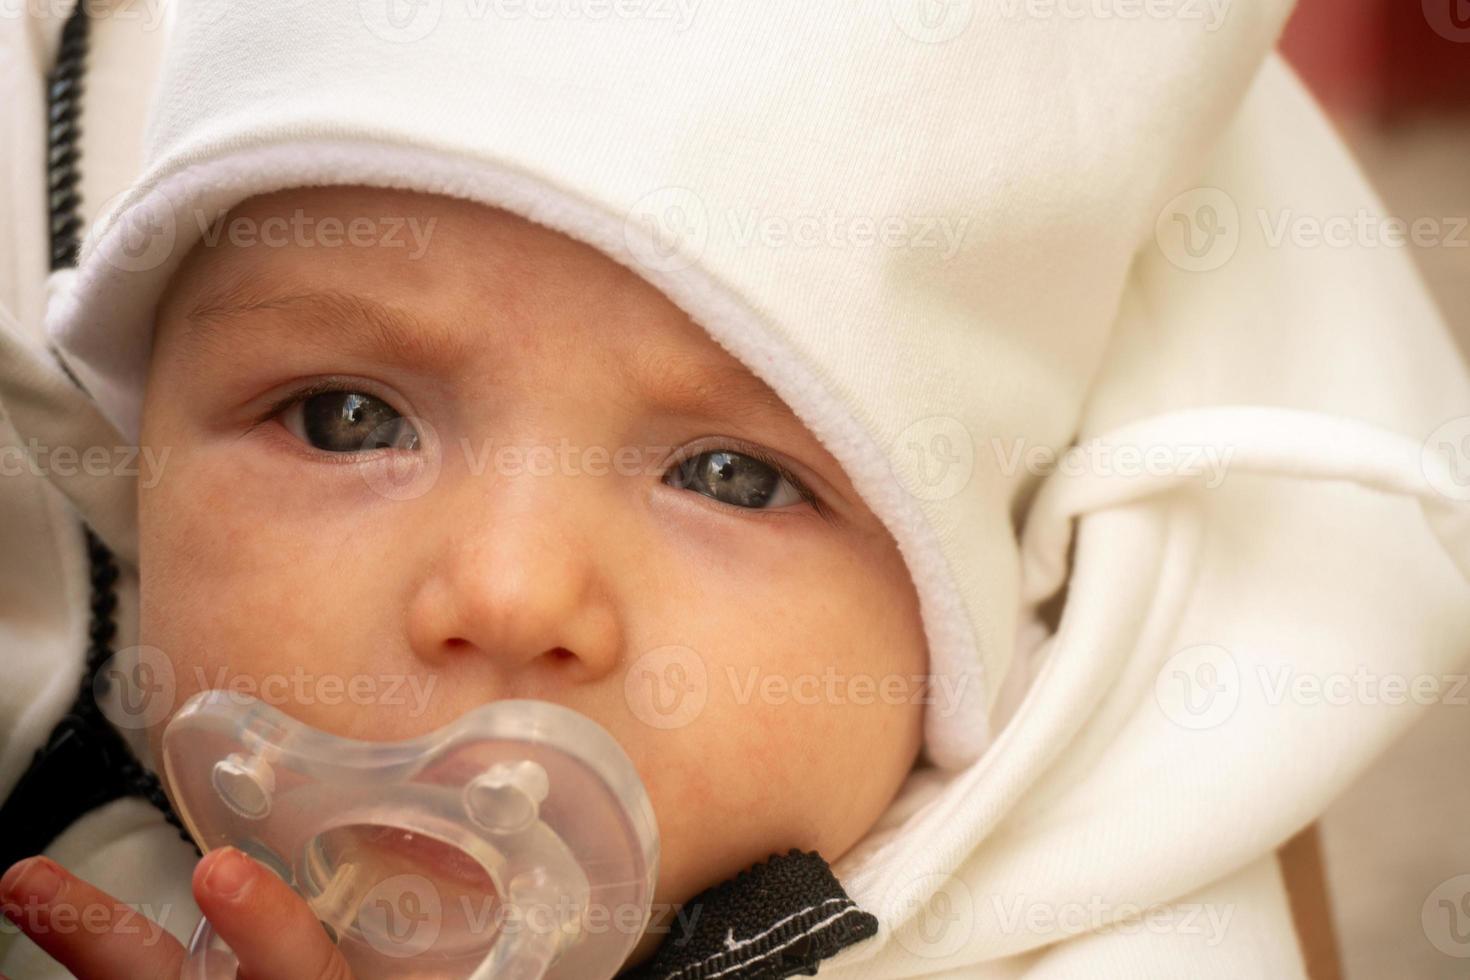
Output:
(279, 389), (420, 454)
(664, 450), (809, 511)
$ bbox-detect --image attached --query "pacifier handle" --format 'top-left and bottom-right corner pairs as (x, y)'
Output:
(182, 892), (563, 980)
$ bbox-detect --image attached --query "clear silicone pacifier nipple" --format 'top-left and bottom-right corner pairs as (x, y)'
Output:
(162, 690), (659, 980)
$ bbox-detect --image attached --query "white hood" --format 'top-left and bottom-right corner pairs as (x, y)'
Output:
(3, 1), (1468, 976)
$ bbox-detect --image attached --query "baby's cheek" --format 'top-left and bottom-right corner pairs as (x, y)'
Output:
(143, 442), (418, 699)
(640, 714), (805, 910)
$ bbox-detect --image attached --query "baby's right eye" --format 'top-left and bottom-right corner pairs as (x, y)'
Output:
(279, 389), (420, 453)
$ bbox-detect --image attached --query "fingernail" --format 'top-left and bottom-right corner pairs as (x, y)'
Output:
(202, 848), (253, 901)
(0, 858), (63, 906)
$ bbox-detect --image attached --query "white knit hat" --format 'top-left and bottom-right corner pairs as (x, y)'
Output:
(44, 0), (1467, 783)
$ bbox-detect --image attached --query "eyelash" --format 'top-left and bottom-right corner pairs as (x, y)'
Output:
(253, 377), (385, 434)
(254, 379), (834, 521)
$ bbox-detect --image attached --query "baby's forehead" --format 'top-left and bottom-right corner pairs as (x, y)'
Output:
(161, 187), (673, 356)
(165, 185), (641, 321)
(154, 185), (836, 466)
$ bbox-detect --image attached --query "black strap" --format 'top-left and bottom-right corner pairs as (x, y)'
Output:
(621, 850), (879, 980)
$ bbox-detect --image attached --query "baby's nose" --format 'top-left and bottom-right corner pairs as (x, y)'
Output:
(401, 513), (623, 685)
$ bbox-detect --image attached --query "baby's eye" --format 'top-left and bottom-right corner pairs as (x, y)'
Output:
(280, 389), (420, 453)
(664, 449), (811, 511)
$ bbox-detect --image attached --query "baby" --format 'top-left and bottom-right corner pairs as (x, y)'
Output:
(5, 1), (1469, 978)
(6, 182), (931, 975)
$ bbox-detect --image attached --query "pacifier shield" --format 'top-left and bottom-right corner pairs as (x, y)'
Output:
(163, 691), (658, 980)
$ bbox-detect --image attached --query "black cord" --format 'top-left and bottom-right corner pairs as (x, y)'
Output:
(80, 528), (199, 852)
(48, 7), (90, 272)
(42, 1), (201, 857)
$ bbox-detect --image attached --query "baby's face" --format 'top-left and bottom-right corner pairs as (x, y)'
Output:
(137, 186), (926, 960)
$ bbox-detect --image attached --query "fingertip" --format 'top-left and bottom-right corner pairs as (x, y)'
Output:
(193, 847), (349, 980)
(0, 856), (65, 908)
(194, 847), (255, 903)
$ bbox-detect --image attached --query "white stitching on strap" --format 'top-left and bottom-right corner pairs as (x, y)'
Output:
(657, 896), (863, 980)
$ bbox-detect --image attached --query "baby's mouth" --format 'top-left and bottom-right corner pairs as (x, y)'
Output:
(347, 823), (499, 892)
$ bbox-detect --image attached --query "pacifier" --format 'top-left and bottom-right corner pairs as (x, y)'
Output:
(161, 690), (659, 979)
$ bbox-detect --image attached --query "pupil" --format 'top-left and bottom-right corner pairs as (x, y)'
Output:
(303, 391), (413, 452)
(682, 451), (776, 508)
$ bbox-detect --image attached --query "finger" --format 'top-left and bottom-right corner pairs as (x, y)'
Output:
(0, 856), (186, 980)
(193, 847), (353, 980)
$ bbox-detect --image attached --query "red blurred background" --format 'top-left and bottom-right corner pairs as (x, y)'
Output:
(1280, 0), (1470, 117)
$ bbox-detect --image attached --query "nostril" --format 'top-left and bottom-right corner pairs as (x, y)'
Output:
(438, 639), (576, 661)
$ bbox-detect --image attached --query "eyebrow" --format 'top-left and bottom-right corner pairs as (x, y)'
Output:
(615, 342), (799, 429)
(179, 275), (477, 372)
(178, 276), (799, 428)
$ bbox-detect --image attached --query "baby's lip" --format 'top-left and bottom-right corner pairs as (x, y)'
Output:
(354, 825), (498, 890)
